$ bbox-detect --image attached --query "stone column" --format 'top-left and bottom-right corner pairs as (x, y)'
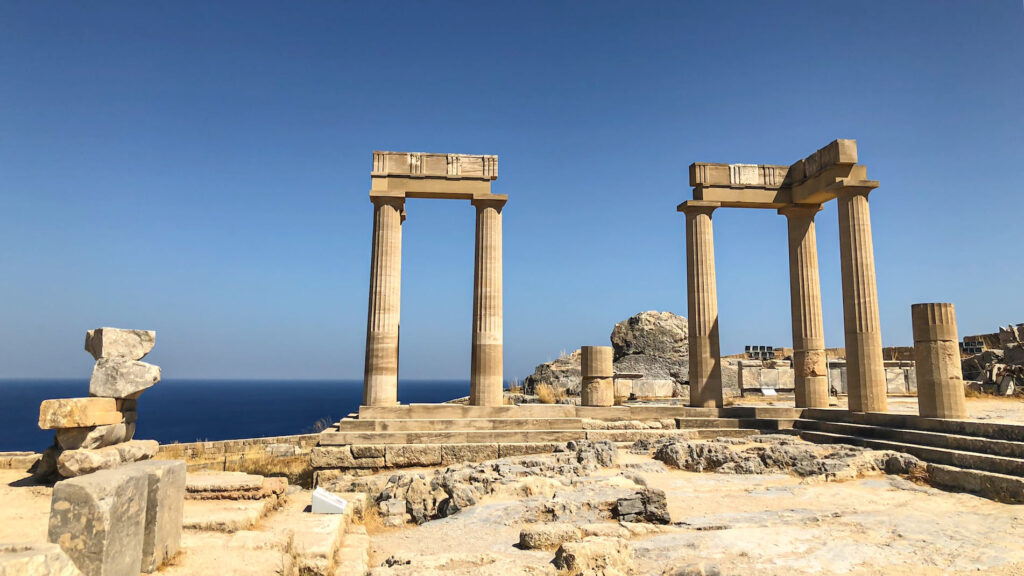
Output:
(470, 197), (505, 406)
(836, 187), (887, 412)
(680, 201), (723, 408)
(363, 195), (404, 406)
(912, 303), (967, 419)
(779, 205), (829, 408)
(581, 346), (615, 407)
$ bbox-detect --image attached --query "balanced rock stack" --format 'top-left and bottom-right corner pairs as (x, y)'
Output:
(34, 328), (161, 480)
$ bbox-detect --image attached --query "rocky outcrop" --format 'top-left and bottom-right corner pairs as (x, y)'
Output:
(523, 311), (689, 398)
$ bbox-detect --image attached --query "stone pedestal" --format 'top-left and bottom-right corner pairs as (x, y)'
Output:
(581, 346), (614, 407)
(836, 188), (887, 412)
(912, 303), (967, 419)
(363, 196), (404, 406)
(779, 205), (829, 408)
(470, 198), (505, 406)
(680, 201), (723, 408)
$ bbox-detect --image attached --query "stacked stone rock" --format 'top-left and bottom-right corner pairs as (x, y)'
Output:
(35, 328), (161, 479)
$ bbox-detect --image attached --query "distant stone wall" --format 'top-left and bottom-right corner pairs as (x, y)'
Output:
(154, 434), (318, 485)
(827, 360), (917, 395)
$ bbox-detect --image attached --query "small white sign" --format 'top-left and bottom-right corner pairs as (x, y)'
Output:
(761, 388), (778, 396)
(311, 487), (348, 515)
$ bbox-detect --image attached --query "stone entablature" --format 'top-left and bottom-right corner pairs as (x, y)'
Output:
(371, 151), (500, 200)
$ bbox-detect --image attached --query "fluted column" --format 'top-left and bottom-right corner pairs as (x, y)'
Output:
(680, 201), (722, 408)
(470, 197), (505, 406)
(581, 346), (615, 407)
(912, 303), (967, 419)
(363, 195), (404, 406)
(779, 205), (829, 408)
(836, 187), (887, 412)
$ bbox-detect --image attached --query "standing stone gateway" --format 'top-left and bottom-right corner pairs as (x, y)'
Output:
(683, 140), (888, 412)
(363, 151), (504, 407)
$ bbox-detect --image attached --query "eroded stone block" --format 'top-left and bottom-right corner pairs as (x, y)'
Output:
(128, 460), (186, 573)
(440, 444), (498, 465)
(57, 449), (121, 479)
(48, 466), (149, 576)
(85, 328), (156, 361)
(89, 359), (161, 399)
(385, 445), (441, 468)
(0, 542), (83, 576)
(39, 399), (121, 430)
(56, 424), (127, 451)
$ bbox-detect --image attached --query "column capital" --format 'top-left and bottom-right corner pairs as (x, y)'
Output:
(370, 192), (406, 207)
(471, 194), (507, 210)
(677, 200), (720, 215)
(778, 204), (823, 219)
(827, 178), (879, 198)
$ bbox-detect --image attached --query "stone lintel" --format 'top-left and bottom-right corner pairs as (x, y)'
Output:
(694, 185), (792, 209)
(676, 200), (721, 214)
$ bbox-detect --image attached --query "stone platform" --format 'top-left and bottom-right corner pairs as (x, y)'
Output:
(795, 408), (1024, 503)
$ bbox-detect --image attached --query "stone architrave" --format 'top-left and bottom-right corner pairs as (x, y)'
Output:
(678, 201), (723, 408)
(48, 466), (149, 576)
(89, 359), (161, 399)
(128, 461), (186, 573)
(39, 399), (121, 430)
(912, 303), (967, 419)
(85, 328), (156, 361)
(836, 185), (887, 412)
(470, 196), (505, 406)
(580, 346), (614, 407)
(779, 205), (829, 408)
(363, 195), (404, 407)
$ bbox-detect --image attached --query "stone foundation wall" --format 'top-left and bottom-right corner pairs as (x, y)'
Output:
(154, 434), (318, 485)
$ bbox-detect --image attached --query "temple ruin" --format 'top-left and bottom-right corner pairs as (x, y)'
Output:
(681, 139), (887, 411)
(363, 151), (505, 407)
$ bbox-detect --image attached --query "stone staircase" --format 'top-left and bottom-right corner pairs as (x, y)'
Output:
(794, 408), (1024, 503)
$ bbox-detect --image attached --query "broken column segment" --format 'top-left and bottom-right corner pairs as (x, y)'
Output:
(131, 460), (186, 573)
(581, 346), (614, 407)
(912, 303), (967, 419)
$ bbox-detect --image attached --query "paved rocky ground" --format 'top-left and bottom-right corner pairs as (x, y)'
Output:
(364, 439), (1024, 575)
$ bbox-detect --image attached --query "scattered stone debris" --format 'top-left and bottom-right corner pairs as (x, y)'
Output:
(553, 536), (634, 576)
(646, 436), (925, 482)
(614, 488), (670, 524)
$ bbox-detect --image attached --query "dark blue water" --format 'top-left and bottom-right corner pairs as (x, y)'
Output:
(0, 379), (470, 452)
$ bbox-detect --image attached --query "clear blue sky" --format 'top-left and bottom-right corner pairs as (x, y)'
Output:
(1, 1), (1022, 381)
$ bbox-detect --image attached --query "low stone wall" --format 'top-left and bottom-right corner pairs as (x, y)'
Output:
(0, 451), (41, 471)
(154, 434), (318, 485)
(827, 360), (917, 395)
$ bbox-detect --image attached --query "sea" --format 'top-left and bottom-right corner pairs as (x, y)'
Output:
(0, 379), (470, 453)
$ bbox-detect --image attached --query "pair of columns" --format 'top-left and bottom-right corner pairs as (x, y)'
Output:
(681, 189), (887, 412)
(362, 195), (505, 407)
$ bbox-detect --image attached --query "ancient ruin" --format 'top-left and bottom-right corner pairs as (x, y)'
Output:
(681, 139), (885, 411)
(363, 151), (505, 407)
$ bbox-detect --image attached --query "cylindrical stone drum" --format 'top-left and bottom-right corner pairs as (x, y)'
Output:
(912, 303), (966, 419)
(581, 346), (615, 407)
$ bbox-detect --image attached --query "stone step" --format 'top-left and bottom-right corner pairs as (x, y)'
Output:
(583, 428), (759, 443)
(337, 417), (584, 432)
(720, 407), (805, 419)
(182, 498), (280, 533)
(795, 429), (1024, 478)
(358, 403), (576, 420)
(794, 419), (1024, 460)
(333, 524), (370, 576)
(926, 463), (1024, 504)
(270, 493), (352, 576)
(675, 418), (742, 429)
(319, 429), (585, 446)
(802, 408), (1024, 442)
(739, 418), (798, 431)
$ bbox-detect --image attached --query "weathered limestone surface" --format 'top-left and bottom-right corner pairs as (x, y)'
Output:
(89, 358), (161, 399)
(680, 201), (723, 408)
(470, 197), (504, 407)
(519, 523), (581, 550)
(56, 440), (159, 478)
(385, 445), (442, 468)
(85, 328), (156, 361)
(310, 447), (384, 469)
(837, 187), (887, 412)
(0, 543), (83, 576)
(913, 303), (967, 419)
(130, 461), (186, 573)
(553, 536), (633, 575)
(56, 424), (127, 451)
(363, 196), (404, 407)
(39, 399), (121, 430)
(48, 466), (149, 576)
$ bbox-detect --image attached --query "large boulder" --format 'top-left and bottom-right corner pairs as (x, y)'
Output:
(611, 311), (689, 398)
(523, 349), (582, 395)
(89, 359), (161, 399)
